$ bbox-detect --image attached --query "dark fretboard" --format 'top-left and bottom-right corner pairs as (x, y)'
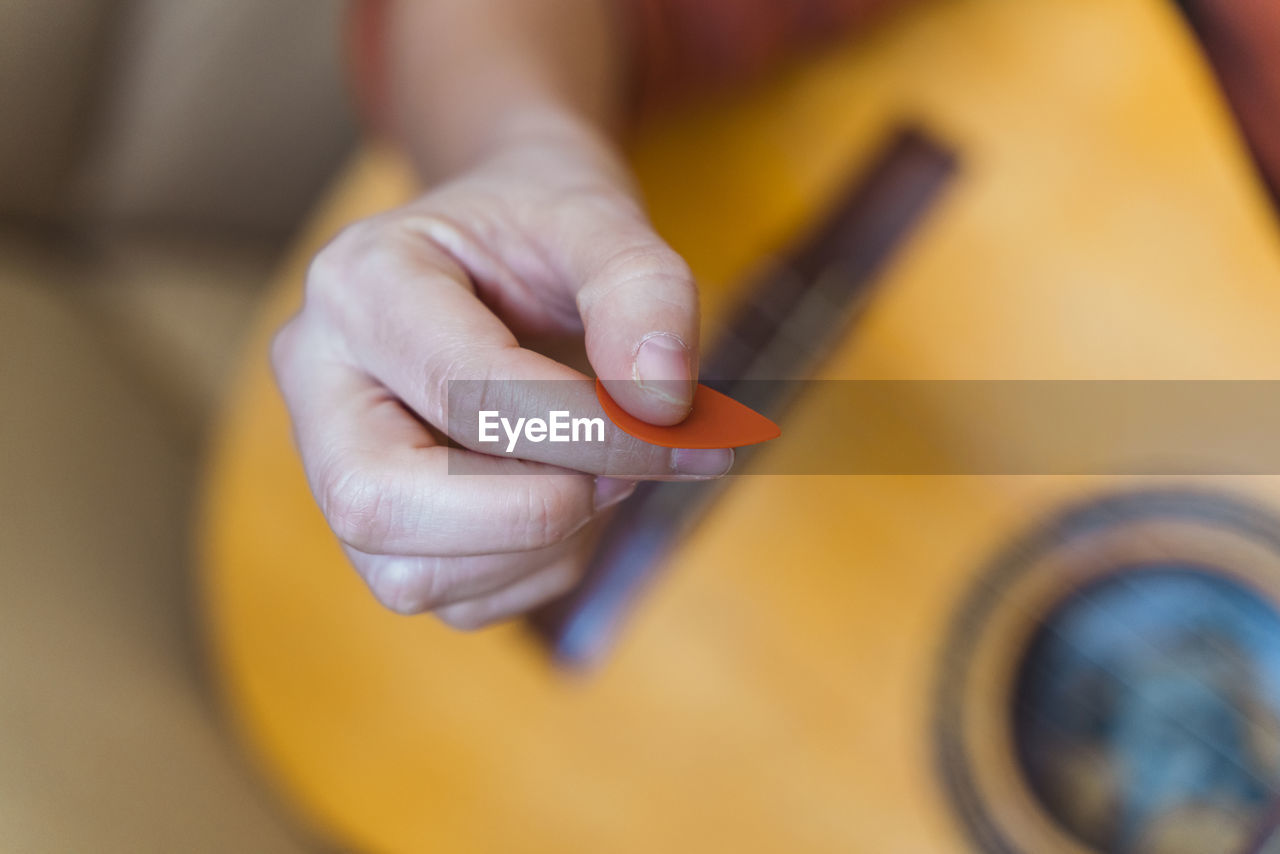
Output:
(528, 127), (958, 666)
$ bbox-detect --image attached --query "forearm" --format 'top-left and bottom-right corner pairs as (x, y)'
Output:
(353, 0), (629, 184)
(350, 0), (919, 185)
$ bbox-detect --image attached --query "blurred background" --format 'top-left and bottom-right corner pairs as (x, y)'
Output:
(0, 1), (353, 849)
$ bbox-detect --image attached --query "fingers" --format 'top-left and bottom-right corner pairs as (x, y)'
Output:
(301, 214), (728, 477)
(279, 169), (718, 626)
(274, 327), (639, 555)
(434, 555), (586, 631)
(342, 539), (577, 615)
(302, 211), (564, 429)
(556, 202), (702, 425)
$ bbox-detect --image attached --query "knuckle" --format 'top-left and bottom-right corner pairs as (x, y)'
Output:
(602, 436), (642, 477)
(604, 243), (693, 289)
(362, 556), (457, 616)
(367, 558), (428, 615)
(409, 559), (453, 613)
(321, 464), (393, 552)
(269, 318), (299, 376)
(577, 242), (695, 317)
(436, 603), (492, 632)
(599, 427), (667, 477)
(379, 211), (472, 286)
(303, 230), (355, 312)
(421, 346), (490, 430)
(303, 216), (396, 316)
(511, 480), (588, 549)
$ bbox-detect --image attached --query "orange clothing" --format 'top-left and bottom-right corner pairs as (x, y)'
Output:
(1177, 0), (1280, 203)
(625, 0), (905, 106)
(344, 0), (901, 127)
(346, 0), (1280, 204)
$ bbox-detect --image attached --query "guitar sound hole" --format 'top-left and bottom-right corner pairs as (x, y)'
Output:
(1012, 567), (1280, 854)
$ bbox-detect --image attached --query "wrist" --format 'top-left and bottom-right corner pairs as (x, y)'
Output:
(358, 0), (631, 186)
(438, 101), (639, 208)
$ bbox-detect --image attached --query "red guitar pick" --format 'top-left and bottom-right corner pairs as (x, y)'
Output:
(595, 379), (781, 449)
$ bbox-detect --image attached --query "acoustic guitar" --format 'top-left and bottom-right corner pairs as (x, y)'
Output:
(198, 0), (1280, 850)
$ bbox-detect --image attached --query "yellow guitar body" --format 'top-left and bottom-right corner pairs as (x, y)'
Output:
(199, 0), (1280, 850)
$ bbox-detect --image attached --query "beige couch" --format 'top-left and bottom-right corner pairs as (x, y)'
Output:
(0, 1), (356, 849)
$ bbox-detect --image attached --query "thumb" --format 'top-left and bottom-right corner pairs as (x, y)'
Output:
(561, 201), (700, 426)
